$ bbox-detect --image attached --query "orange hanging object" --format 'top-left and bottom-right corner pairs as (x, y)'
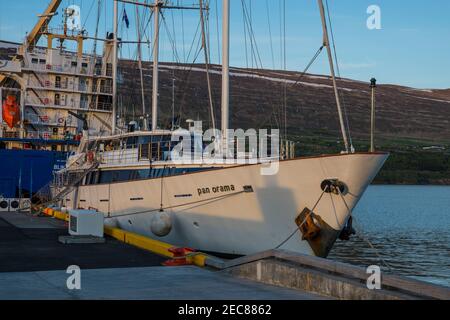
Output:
(2, 95), (21, 129)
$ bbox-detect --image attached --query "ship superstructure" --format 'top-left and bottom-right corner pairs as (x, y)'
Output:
(0, 0), (113, 203)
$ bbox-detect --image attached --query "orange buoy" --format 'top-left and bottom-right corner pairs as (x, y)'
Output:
(2, 95), (21, 129)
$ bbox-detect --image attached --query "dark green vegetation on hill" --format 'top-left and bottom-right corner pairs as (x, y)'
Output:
(291, 133), (450, 185)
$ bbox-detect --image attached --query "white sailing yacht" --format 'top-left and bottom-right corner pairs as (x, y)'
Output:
(55, 0), (388, 258)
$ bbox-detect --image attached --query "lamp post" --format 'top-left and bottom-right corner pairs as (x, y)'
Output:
(370, 78), (377, 153)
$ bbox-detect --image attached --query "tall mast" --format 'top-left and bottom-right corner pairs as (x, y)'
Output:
(93, 0), (101, 56)
(318, 0), (349, 153)
(136, 5), (147, 130)
(112, 0), (118, 134)
(221, 0), (230, 146)
(151, 0), (161, 131)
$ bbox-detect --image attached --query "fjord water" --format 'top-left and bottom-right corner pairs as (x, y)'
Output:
(328, 186), (450, 287)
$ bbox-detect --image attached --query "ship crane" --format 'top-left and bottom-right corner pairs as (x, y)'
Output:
(0, 0), (62, 85)
(26, 0), (63, 50)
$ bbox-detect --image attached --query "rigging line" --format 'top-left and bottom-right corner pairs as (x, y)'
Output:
(181, 2), (186, 62)
(159, 165), (166, 210)
(290, 46), (324, 87)
(199, 0), (216, 130)
(325, 0), (353, 148)
(160, 12), (182, 63)
(214, 0), (221, 64)
(81, 0), (97, 30)
(283, 0), (287, 141)
(173, 37), (204, 125)
(241, 1), (249, 68)
(275, 186), (329, 250)
(248, 0), (255, 68)
(265, 0), (275, 70)
(106, 190), (247, 219)
(337, 191), (393, 271)
(176, 44), (204, 127)
(240, 0), (264, 70)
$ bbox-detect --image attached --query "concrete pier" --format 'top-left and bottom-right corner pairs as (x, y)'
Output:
(0, 212), (323, 300)
(1, 211), (449, 300)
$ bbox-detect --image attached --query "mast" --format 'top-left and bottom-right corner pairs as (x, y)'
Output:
(93, 0), (102, 56)
(112, 0), (119, 134)
(136, 5), (147, 130)
(317, 0), (349, 153)
(221, 0), (230, 147)
(151, 0), (161, 131)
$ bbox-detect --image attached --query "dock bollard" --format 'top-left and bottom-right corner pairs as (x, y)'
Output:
(163, 247), (197, 267)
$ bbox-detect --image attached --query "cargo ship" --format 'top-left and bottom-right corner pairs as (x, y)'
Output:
(0, 1), (113, 210)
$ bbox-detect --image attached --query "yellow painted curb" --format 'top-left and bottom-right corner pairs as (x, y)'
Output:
(41, 208), (209, 266)
(104, 226), (175, 258)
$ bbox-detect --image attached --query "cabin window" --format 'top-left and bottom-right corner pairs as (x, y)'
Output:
(54, 94), (60, 106)
(71, 61), (78, 67)
(31, 58), (38, 64)
(125, 137), (137, 149)
(98, 171), (113, 184)
(55, 76), (61, 88)
(94, 63), (102, 75)
(39, 59), (46, 64)
(106, 63), (113, 76)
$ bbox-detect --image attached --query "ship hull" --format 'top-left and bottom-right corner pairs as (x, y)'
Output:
(70, 153), (388, 257)
(0, 148), (67, 199)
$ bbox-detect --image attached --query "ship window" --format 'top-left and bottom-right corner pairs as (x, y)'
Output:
(82, 62), (88, 68)
(106, 63), (113, 76)
(31, 58), (38, 64)
(55, 76), (61, 88)
(39, 59), (46, 64)
(139, 143), (150, 160)
(125, 137), (137, 149)
(71, 61), (78, 67)
(54, 94), (60, 106)
(111, 170), (132, 183)
(99, 171), (113, 184)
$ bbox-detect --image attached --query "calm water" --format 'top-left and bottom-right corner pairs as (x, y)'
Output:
(328, 186), (450, 288)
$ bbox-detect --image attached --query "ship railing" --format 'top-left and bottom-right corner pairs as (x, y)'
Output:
(25, 62), (101, 77)
(97, 148), (141, 166)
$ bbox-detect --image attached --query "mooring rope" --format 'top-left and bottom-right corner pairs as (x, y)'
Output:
(337, 190), (394, 271)
(274, 186), (329, 250)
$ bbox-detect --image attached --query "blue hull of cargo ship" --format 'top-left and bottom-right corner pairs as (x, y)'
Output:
(0, 149), (67, 198)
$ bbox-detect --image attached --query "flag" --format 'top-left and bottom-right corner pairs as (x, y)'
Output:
(123, 9), (130, 29)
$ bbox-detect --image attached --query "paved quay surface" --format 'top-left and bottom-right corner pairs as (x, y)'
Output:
(0, 266), (325, 300)
(0, 212), (325, 300)
(0, 212), (165, 273)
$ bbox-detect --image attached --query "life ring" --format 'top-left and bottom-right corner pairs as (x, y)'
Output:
(87, 151), (95, 163)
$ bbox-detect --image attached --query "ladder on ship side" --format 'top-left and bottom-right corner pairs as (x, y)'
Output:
(29, 160), (100, 212)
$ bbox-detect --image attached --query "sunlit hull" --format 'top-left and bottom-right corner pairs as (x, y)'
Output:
(67, 152), (388, 257)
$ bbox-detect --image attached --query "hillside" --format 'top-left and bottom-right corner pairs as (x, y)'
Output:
(118, 61), (450, 185)
(119, 61), (450, 142)
(2, 39), (450, 184)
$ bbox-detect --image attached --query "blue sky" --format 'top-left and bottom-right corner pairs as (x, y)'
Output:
(0, 0), (449, 89)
